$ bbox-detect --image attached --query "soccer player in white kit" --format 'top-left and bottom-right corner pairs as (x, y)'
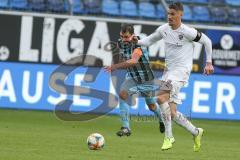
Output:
(134, 2), (214, 151)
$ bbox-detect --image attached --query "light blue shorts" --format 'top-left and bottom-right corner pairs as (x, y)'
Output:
(120, 79), (158, 105)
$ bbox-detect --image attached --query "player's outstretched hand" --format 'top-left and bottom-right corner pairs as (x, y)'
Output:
(104, 66), (113, 73)
(204, 62), (214, 75)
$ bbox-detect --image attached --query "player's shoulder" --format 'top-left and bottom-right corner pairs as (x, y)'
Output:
(156, 23), (169, 32)
(181, 23), (197, 33)
(181, 23), (198, 39)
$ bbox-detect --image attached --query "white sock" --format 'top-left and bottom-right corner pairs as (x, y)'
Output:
(160, 102), (173, 138)
(173, 111), (198, 136)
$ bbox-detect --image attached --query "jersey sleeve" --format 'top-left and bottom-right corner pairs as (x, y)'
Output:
(155, 25), (165, 37)
(137, 25), (165, 46)
(184, 26), (200, 41)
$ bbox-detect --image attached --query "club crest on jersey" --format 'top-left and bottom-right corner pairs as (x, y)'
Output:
(178, 34), (184, 40)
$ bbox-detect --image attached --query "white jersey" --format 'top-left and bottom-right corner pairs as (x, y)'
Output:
(159, 23), (198, 82)
(138, 23), (201, 82)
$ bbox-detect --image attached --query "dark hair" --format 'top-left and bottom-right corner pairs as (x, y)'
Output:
(121, 24), (134, 34)
(169, 2), (184, 11)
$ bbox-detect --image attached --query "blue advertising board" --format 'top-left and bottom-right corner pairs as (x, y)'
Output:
(0, 62), (240, 120)
(206, 30), (240, 75)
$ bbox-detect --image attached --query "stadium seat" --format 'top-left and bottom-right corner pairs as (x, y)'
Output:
(139, 0), (151, 2)
(29, 0), (46, 12)
(10, 0), (28, 10)
(182, 5), (192, 21)
(168, 0), (209, 5)
(228, 8), (240, 24)
(208, 0), (226, 5)
(120, 0), (138, 17)
(156, 3), (166, 19)
(210, 7), (227, 23)
(0, 0), (9, 9)
(178, 0), (192, 3)
(47, 0), (67, 13)
(102, 0), (120, 16)
(192, 6), (210, 22)
(139, 2), (156, 18)
(194, 0), (208, 4)
(83, 0), (101, 14)
(225, 0), (240, 6)
(72, 0), (85, 14)
(166, 0), (191, 3)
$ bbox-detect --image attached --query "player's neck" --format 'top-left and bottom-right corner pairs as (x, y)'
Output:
(171, 22), (182, 30)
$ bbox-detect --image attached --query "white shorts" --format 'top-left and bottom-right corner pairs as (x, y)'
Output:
(161, 70), (189, 104)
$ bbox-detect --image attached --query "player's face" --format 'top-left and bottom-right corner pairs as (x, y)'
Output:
(120, 32), (134, 43)
(167, 9), (182, 27)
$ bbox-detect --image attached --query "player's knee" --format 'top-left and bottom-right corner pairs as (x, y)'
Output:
(157, 95), (169, 104)
(147, 104), (156, 111)
(119, 91), (128, 100)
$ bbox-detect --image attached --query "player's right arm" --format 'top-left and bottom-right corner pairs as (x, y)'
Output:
(104, 48), (142, 73)
(133, 26), (164, 46)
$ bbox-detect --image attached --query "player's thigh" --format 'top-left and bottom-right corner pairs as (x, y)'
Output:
(120, 79), (136, 100)
(157, 92), (170, 104)
(156, 81), (172, 104)
(169, 81), (185, 105)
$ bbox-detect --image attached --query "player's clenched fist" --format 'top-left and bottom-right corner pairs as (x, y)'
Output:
(131, 36), (138, 44)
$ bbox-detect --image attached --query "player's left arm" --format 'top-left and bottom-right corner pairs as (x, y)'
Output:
(104, 48), (142, 73)
(186, 27), (214, 75)
(196, 32), (214, 75)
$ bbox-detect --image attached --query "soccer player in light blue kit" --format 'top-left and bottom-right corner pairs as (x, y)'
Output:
(134, 2), (214, 151)
(105, 24), (164, 136)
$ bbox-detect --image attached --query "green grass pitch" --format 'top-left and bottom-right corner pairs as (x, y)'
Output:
(0, 109), (239, 160)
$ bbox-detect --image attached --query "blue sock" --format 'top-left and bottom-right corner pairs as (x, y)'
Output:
(119, 99), (130, 129)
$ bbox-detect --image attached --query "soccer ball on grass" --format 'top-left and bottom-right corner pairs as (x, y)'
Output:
(87, 133), (105, 150)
